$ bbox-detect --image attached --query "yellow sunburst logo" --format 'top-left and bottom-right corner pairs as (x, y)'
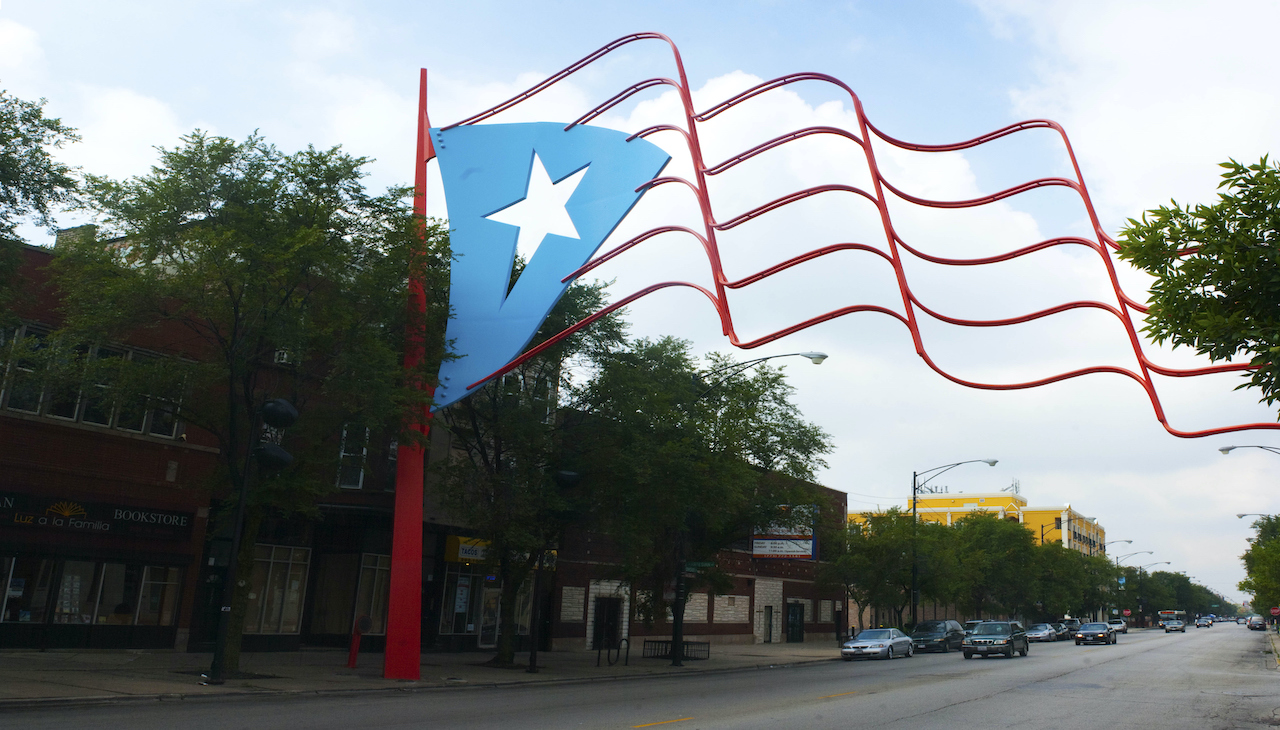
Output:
(46, 501), (86, 518)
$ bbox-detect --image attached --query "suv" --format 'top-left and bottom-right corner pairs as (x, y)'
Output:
(962, 621), (1029, 659)
(911, 620), (965, 653)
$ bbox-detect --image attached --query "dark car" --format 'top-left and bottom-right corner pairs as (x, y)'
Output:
(962, 621), (1029, 659)
(1050, 622), (1071, 641)
(963, 619), (984, 636)
(1195, 617), (1212, 628)
(1247, 616), (1266, 631)
(1165, 619), (1186, 633)
(911, 619), (965, 653)
(1062, 618), (1082, 632)
(1075, 622), (1116, 645)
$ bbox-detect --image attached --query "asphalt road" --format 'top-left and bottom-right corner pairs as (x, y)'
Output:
(6, 625), (1277, 729)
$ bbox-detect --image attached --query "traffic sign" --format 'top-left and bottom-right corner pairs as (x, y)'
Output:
(1270, 606), (1279, 616)
(683, 562), (714, 570)
(1123, 609), (1131, 617)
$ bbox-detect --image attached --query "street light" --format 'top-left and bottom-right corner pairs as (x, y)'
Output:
(669, 350), (828, 668)
(1134, 561), (1170, 626)
(1238, 513), (1269, 520)
(1220, 445), (1280, 456)
(1114, 550), (1153, 565)
(911, 458), (998, 627)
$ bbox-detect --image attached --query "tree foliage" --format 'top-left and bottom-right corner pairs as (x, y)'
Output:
(1240, 515), (1280, 612)
(570, 337), (834, 629)
(1118, 157), (1280, 408)
(46, 130), (448, 672)
(433, 277), (625, 666)
(0, 90), (79, 322)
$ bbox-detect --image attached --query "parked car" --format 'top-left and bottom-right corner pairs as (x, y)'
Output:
(1195, 617), (1212, 628)
(962, 621), (1029, 659)
(963, 619), (984, 636)
(1247, 616), (1267, 631)
(1050, 622), (1071, 641)
(842, 628), (914, 660)
(1062, 618), (1082, 631)
(1075, 622), (1116, 645)
(1107, 618), (1129, 634)
(1238, 617), (1247, 624)
(1027, 623), (1058, 642)
(1165, 619), (1186, 633)
(911, 620), (965, 653)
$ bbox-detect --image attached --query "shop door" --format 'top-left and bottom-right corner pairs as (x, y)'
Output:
(477, 586), (502, 649)
(764, 606), (774, 643)
(592, 597), (622, 649)
(786, 603), (805, 643)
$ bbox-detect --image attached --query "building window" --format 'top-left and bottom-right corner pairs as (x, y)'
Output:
(0, 326), (183, 439)
(337, 426), (368, 489)
(353, 553), (391, 635)
(0, 557), (181, 627)
(243, 545), (310, 635)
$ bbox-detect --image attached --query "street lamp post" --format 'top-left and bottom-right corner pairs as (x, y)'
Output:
(1220, 445), (1280, 456)
(1101, 539), (1131, 557)
(911, 459), (998, 628)
(1136, 561), (1170, 626)
(1114, 550), (1153, 566)
(669, 350), (827, 668)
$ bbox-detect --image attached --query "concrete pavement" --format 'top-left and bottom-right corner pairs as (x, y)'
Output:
(0, 640), (841, 709)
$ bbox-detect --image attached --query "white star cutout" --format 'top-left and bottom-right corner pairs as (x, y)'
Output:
(485, 153), (588, 262)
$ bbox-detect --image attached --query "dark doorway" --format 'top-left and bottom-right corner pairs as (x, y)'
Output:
(786, 603), (805, 643)
(593, 597), (622, 649)
(764, 606), (774, 643)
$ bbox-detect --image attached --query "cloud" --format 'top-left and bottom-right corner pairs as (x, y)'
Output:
(61, 85), (187, 180)
(0, 18), (42, 75)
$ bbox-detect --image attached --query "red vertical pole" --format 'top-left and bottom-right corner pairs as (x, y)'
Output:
(384, 68), (436, 681)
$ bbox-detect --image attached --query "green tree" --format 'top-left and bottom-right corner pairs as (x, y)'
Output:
(48, 131), (448, 674)
(0, 90), (79, 322)
(572, 337), (833, 659)
(952, 513), (1036, 619)
(433, 277), (625, 667)
(1118, 157), (1280, 408)
(1240, 515), (1280, 612)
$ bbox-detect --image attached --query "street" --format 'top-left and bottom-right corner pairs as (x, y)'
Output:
(5, 625), (1277, 729)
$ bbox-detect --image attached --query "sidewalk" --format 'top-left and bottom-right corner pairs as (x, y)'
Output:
(0, 641), (841, 709)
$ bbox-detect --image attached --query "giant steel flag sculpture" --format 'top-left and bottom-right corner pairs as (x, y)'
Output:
(385, 32), (1280, 679)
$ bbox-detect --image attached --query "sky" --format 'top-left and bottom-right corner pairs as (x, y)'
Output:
(4, 0), (1280, 607)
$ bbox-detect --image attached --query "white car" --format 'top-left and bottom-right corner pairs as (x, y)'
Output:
(1107, 619), (1129, 634)
(841, 628), (915, 660)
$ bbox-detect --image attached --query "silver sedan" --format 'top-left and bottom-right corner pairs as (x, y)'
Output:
(841, 628), (915, 660)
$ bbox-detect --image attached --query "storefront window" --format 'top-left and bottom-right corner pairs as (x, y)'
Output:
(244, 545), (310, 634)
(137, 566), (182, 626)
(440, 570), (479, 635)
(1, 557), (55, 623)
(52, 560), (100, 624)
(94, 563), (142, 625)
(354, 554), (390, 635)
(0, 558), (179, 626)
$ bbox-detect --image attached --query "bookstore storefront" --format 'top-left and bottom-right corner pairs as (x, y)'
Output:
(0, 490), (199, 649)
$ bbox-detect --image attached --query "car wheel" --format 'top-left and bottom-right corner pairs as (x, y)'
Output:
(963, 652), (973, 659)
(842, 657), (852, 661)
(885, 646), (894, 660)
(940, 642), (948, 653)
(1019, 643), (1028, 657)
(1075, 640), (1081, 645)
(907, 644), (914, 657)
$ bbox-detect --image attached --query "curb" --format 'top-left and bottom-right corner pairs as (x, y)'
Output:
(1268, 630), (1280, 669)
(0, 656), (840, 711)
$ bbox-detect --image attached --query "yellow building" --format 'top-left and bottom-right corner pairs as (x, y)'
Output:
(851, 492), (1107, 556)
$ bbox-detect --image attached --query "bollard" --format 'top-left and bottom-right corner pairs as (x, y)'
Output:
(347, 615), (373, 669)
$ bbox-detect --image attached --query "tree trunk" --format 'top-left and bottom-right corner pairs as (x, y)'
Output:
(491, 552), (522, 667)
(222, 509), (262, 676)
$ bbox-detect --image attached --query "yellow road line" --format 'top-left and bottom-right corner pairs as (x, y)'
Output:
(820, 691), (859, 698)
(633, 719), (694, 728)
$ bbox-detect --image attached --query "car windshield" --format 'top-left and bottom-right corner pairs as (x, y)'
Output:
(1080, 623), (1107, 630)
(973, 623), (1009, 636)
(913, 622), (945, 633)
(857, 629), (892, 640)
(1030, 624), (1053, 630)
